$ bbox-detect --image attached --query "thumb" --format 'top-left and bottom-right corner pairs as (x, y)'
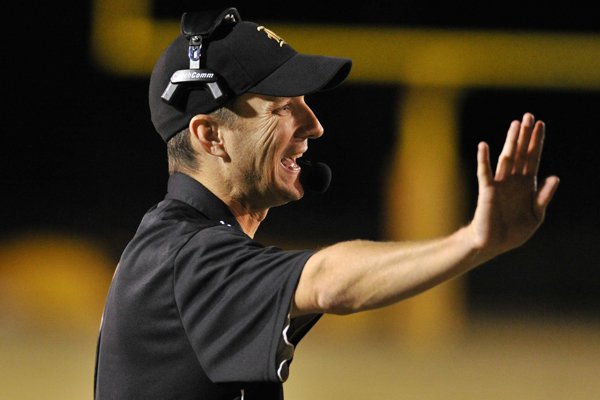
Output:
(534, 176), (560, 220)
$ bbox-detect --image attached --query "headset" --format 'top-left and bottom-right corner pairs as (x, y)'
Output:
(160, 8), (241, 106)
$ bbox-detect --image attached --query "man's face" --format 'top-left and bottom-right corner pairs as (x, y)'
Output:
(223, 93), (324, 208)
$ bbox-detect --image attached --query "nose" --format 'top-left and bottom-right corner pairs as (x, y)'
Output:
(296, 99), (324, 140)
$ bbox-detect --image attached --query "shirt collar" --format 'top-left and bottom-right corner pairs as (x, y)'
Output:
(165, 172), (242, 231)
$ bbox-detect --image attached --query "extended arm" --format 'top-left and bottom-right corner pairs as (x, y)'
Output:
(292, 113), (560, 317)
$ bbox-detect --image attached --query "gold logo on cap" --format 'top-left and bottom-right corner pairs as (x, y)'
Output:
(257, 26), (286, 47)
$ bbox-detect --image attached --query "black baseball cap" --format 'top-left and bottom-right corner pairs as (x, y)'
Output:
(149, 8), (352, 142)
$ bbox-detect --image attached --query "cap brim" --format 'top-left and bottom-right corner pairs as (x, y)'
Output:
(248, 53), (352, 97)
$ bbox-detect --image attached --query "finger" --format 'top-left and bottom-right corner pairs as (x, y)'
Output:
(477, 141), (493, 187)
(513, 113), (535, 174)
(525, 120), (545, 176)
(534, 175), (560, 221)
(495, 119), (520, 180)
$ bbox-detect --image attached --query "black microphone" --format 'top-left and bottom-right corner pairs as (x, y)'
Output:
(298, 160), (332, 193)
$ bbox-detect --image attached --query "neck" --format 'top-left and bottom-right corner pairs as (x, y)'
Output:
(187, 170), (268, 238)
(227, 199), (269, 238)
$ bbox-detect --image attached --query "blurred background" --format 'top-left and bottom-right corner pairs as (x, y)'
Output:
(2, 1), (599, 399)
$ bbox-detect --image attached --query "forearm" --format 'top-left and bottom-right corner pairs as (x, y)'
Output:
(293, 226), (495, 316)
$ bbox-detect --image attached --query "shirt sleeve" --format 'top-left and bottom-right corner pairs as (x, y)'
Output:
(173, 225), (319, 384)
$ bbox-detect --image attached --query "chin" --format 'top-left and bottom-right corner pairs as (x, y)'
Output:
(271, 166), (304, 204)
(290, 185), (305, 202)
(288, 174), (305, 199)
(272, 184), (304, 207)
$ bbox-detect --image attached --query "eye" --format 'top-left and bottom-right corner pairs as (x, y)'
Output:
(273, 103), (293, 116)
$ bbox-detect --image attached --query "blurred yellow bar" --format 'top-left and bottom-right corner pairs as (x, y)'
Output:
(92, 0), (600, 88)
(271, 24), (600, 89)
(378, 87), (467, 350)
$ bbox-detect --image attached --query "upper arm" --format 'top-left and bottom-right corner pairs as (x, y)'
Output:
(290, 252), (323, 317)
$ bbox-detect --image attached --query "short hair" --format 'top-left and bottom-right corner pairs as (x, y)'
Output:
(166, 104), (239, 175)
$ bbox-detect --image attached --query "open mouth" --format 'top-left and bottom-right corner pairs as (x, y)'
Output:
(281, 153), (303, 172)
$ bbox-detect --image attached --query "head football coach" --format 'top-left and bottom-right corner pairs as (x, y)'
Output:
(94, 7), (559, 400)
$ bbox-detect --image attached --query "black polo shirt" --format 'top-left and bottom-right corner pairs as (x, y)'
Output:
(94, 172), (320, 400)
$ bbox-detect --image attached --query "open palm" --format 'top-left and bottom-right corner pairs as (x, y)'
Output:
(470, 113), (560, 256)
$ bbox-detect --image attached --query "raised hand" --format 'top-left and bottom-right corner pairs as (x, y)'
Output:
(469, 112), (560, 256)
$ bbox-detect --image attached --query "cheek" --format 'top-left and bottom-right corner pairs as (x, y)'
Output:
(257, 136), (283, 180)
(254, 126), (284, 173)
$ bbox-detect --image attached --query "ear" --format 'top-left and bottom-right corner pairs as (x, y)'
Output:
(189, 115), (229, 159)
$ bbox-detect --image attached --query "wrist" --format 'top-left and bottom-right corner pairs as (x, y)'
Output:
(457, 224), (497, 265)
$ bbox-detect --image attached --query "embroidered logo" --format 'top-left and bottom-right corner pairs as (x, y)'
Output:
(257, 26), (286, 47)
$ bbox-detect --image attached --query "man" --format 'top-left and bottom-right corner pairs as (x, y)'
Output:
(94, 7), (560, 400)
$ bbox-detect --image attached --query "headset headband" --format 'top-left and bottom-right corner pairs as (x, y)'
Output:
(160, 8), (241, 105)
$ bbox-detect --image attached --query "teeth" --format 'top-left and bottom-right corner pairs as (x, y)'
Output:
(281, 157), (300, 170)
(281, 151), (305, 171)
